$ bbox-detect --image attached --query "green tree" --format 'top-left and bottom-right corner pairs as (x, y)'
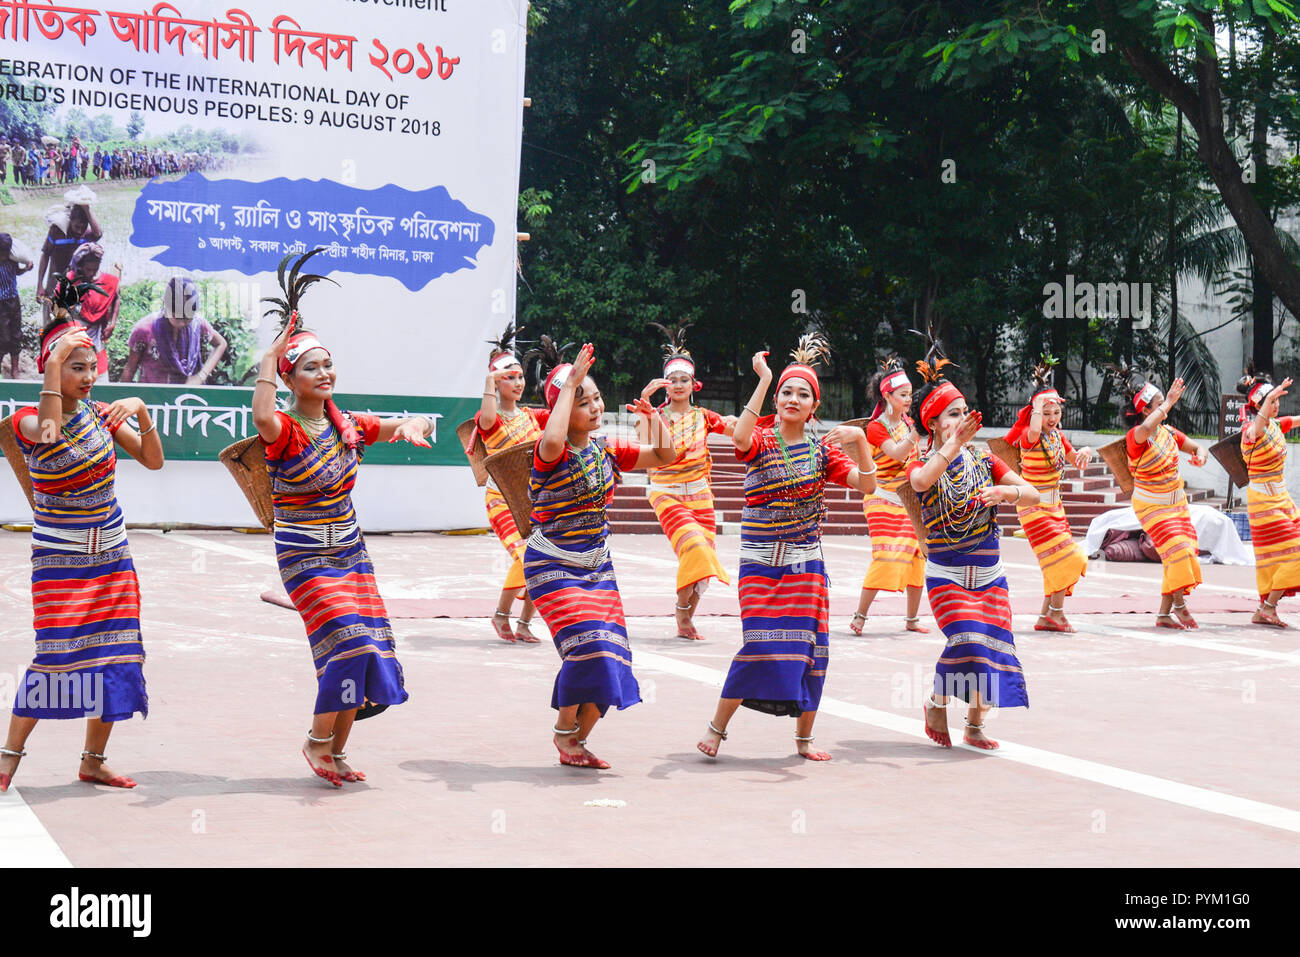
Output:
(126, 111), (145, 141)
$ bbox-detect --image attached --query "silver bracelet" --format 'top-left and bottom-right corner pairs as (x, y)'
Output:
(1012, 485), (1022, 503)
(740, 405), (760, 418)
(138, 422), (157, 437)
(39, 389), (62, 398)
(421, 416), (435, 438)
(256, 377), (277, 388)
(934, 448), (952, 466)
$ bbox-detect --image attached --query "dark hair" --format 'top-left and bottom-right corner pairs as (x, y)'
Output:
(865, 369), (890, 421)
(0, 233), (10, 254)
(1237, 369), (1274, 416)
(1121, 381), (1153, 428)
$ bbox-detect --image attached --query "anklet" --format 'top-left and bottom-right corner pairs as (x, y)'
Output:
(553, 723), (579, 736)
(305, 730), (334, 743)
(707, 721), (728, 741)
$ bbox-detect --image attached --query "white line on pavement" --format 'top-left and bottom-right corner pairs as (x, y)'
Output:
(0, 788), (73, 867)
(632, 648), (1300, 835)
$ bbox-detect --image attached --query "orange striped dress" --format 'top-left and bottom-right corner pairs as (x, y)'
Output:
(646, 407), (730, 592)
(1241, 416), (1300, 599)
(1126, 425), (1202, 595)
(1013, 428), (1087, 596)
(478, 407), (549, 590)
(861, 417), (923, 591)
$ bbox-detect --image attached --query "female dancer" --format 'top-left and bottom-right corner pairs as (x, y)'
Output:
(850, 357), (928, 635)
(527, 342), (676, 769)
(1004, 357), (1092, 632)
(697, 337), (876, 762)
(910, 354), (1036, 750)
(253, 264), (430, 787)
(637, 321), (736, 640)
(475, 322), (546, 643)
(1, 316), (163, 792)
(1238, 371), (1300, 627)
(1118, 372), (1206, 629)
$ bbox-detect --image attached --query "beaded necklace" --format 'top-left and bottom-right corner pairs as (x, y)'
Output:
(774, 430), (818, 486)
(1041, 428), (1067, 474)
(287, 408), (337, 453)
(59, 401), (110, 462)
(932, 446), (993, 544)
(567, 440), (604, 496)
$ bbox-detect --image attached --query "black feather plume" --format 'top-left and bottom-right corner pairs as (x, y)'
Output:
(261, 248), (339, 329)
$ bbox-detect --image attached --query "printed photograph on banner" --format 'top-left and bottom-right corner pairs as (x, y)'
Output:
(0, 0), (527, 486)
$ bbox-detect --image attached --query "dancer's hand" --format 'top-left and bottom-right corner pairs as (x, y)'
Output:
(389, 419), (432, 448)
(48, 328), (94, 365)
(1264, 378), (1292, 416)
(569, 342), (595, 384)
(266, 311), (298, 361)
(752, 350), (771, 380)
(1073, 446), (1093, 470)
(1165, 377), (1185, 409)
(625, 397), (655, 416)
(641, 378), (670, 401)
(954, 410), (981, 447)
(102, 396), (146, 428)
(1187, 448), (1207, 467)
(823, 424), (866, 448)
(977, 485), (1007, 506)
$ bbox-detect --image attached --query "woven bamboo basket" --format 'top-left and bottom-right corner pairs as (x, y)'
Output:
(1209, 436), (1249, 489)
(986, 436), (1022, 475)
(483, 441), (535, 538)
(896, 482), (928, 558)
(456, 417), (489, 487)
(1097, 438), (1134, 495)
(0, 415), (36, 511)
(218, 435), (274, 530)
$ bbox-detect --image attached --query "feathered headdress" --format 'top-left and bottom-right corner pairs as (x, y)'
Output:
(1237, 360), (1275, 420)
(775, 331), (831, 401)
(909, 323), (956, 384)
(1005, 354), (1064, 447)
(1105, 362), (1160, 417)
(523, 334), (578, 408)
(879, 354), (905, 374)
(260, 247), (337, 331)
(648, 319), (693, 361)
(487, 321), (525, 371)
(910, 323), (964, 433)
(48, 273), (106, 321)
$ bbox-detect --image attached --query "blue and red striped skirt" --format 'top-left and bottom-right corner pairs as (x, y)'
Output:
(276, 535), (408, 716)
(523, 535), (640, 715)
(721, 557), (830, 716)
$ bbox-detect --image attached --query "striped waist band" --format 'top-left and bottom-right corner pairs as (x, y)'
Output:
(273, 519), (360, 548)
(33, 519), (127, 554)
(648, 477), (710, 496)
(526, 529), (610, 569)
(738, 539), (824, 568)
(924, 558), (1006, 590)
(1131, 485), (1184, 506)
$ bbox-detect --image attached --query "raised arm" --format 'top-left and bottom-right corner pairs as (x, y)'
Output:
(1247, 377), (1292, 442)
(22, 329), (95, 443)
(732, 350), (772, 454)
(1133, 378), (1183, 445)
(104, 396), (164, 470)
(536, 342), (594, 464)
(252, 314), (298, 444)
(626, 397), (677, 469)
(910, 411), (981, 493)
(1022, 393), (1047, 446)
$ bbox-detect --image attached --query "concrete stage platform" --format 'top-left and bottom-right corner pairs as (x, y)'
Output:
(1, 529), (1296, 867)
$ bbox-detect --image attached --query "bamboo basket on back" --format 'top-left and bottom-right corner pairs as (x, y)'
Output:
(218, 435), (274, 530)
(483, 441), (535, 538)
(0, 415), (36, 511)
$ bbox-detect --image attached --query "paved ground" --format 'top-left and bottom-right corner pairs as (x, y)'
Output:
(1, 527), (1296, 867)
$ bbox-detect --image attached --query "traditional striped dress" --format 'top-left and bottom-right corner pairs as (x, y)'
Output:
(1126, 424), (1202, 595)
(524, 436), (642, 715)
(477, 406), (548, 591)
(1014, 428), (1087, 596)
(11, 402), (147, 720)
(908, 448), (1028, 708)
(262, 411), (408, 716)
(720, 428), (855, 716)
(861, 416), (924, 591)
(646, 407), (730, 592)
(1242, 416), (1300, 599)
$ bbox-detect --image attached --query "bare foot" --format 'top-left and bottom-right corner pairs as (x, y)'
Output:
(905, 618), (930, 634)
(0, 748), (24, 792)
(962, 722), (999, 750)
(795, 738), (831, 761)
(1252, 607), (1289, 628)
(491, 612), (516, 643)
(1172, 604), (1198, 629)
(302, 736), (341, 787)
(697, 724), (725, 758)
(674, 606), (701, 639)
(1155, 613), (1185, 630)
(923, 697), (951, 747)
(332, 753), (366, 782)
(849, 612), (866, 636)
(514, 619), (542, 643)
(77, 752), (137, 788)
(553, 728), (586, 764)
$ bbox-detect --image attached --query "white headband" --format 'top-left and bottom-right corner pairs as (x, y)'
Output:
(664, 357), (695, 378)
(1135, 383), (1158, 411)
(491, 353), (521, 372)
(882, 371), (910, 394)
(285, 336), (325, 366)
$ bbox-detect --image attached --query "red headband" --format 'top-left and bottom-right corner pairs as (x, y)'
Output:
(1004, 388), (1062, 447)
(1242, 381), (1274, 421)
(776, 364), (819, 401)
(1132, 383), (1158, 414)
(278, 331), (329, 379)
(37, 321), (82, 373)
(919, 381), (964, 429)
(489, 351), (521, 373)
(880, 370), (911, 395)
(543, 363), (573, 409)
